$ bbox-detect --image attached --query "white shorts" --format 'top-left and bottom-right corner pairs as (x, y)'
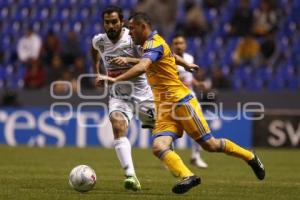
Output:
(108, 91), (154, 126)
(109, 97), (135, 124)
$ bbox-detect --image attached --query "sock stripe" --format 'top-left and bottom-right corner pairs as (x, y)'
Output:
(220, 138), (226, 152)
(158, 149), (171, 159)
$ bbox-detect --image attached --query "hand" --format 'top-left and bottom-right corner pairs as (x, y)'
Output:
(95, 74), (116, 87)
(110, 57), (128, 65)
(95, 74), (105, 87)
(185, 63), (199, 73)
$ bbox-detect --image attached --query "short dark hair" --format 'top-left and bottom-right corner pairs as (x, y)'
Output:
(129, 12), (151, 27)
(172, 32), (186, 40)
(102, 6), (123, 21)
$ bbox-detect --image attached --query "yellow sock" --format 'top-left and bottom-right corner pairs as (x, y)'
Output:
(161, 150), (194, 178)
(223, 139), (254, 162)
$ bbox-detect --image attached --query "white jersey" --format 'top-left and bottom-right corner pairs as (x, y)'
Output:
(177, 52), (194, 90)
(92, 28), (151, 99)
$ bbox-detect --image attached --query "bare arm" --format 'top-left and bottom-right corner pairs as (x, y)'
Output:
(91, 47), (106, 75)
(110, 56), (141, 66)
(174, 54), (199, 72)
(115, 58), (151, 82)
(91, 46), (107, 87)
(98, 58), (152, 83)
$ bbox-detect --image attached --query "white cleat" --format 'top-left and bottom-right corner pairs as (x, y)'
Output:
(190, 158), (208, 168)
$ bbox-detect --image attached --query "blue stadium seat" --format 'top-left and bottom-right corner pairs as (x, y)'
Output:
(197, 49), (217, 67)
(255, 67), (273, 81)
(292, 39), (300, 54)
(122, 0), (137, 9)
(268, 78), (285, 91)
(204, 8), (218, 24)
(287, 77), (299, 90)
(233, 66), (253, 81)
(231, 78), (243, 90)
(276, 64), (295, 81)
(0, 66), (7, 79)
(245, 78), (263, 91)
(288, 7), (300, 23)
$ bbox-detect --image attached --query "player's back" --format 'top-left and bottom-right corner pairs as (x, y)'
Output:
(143, 31), (191, 103)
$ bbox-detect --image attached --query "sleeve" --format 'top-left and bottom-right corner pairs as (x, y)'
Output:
(92, 34), (101, 50)
(142, 40), (164, 62)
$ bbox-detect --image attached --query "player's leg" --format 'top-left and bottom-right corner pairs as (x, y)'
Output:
(152, 103), (201, 194)
(199, 136), (265, 180)
(109, 98), (141, 191)
(152, 134), (201, 194)
(177, 96), (265, 180)
(190, 141), (208, 168)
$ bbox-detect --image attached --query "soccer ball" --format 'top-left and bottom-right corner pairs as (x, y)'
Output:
(69, 165), (97, 192)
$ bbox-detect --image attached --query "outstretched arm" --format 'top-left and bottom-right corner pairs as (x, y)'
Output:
(110, 57), (141, 65)
(99, 58), (152, 83)
(174, 54), (199, 72)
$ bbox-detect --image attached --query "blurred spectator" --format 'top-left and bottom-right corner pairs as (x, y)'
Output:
(203, 0), (226, 12)
(232, 34), (260, 66)
(211, 67), (231, 89)
(252, 0), (278, 37)
(61, 31), (83, 66)
(259, 32), (277, 65)
(176, 0), (208, 38)
(0, 50), (4, 63)
(52, 69), (77, 94)
(135, 0), (177, 37)
(41, 30), (61, 66)
(193, 68), (215, 107)
(24, 60), (46, 89)
(228, 0), (253, 36)
(47, 55), (64, 85)
(71, 57), (93, 89)
(17, 25), (42, 64)
(0, 91), (21, 107)
(193, 68), (212, 94)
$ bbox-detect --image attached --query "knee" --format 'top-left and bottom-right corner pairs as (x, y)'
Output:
(201, 138), (221, 152)
(152, 140), (171, 157)
(152, 142), (164, 157)
(110, 113), (128, 138)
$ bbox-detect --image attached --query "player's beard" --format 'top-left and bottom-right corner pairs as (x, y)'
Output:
(106, 28), (122, 41)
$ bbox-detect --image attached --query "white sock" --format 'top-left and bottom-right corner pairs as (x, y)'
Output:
(191, 141), (201, 160)
(113, 137), (135, 176)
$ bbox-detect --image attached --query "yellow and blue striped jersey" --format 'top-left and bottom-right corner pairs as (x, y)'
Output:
(142, 31), (191, 103)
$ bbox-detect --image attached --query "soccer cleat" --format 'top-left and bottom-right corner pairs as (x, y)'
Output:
(172, 175), (201, 194)
(124, 175), (141, 191)
(248, 153), (265, 180)
(190, 158), (208, 168)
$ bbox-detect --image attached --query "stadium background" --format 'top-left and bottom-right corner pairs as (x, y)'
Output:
(0, 0), (299, 149)
(0, 1), (300, 200)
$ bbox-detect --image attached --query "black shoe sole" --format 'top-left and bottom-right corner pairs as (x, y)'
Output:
(248, 154), (265, 180)
(172, 176), (201, 194)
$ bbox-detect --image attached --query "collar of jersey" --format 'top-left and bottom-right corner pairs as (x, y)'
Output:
(147, 30), (158, 40)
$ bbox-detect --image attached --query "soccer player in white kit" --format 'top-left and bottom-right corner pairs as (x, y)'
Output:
(91, 6), (154, 191)
(171, 34), (208, 168)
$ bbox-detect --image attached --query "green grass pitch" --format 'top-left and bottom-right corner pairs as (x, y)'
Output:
(0, 146), (299, 200)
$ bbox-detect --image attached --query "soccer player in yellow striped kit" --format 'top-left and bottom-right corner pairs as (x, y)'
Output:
(99, 12), (265, 194)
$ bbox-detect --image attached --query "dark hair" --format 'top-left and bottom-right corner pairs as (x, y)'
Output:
(102, 6), (123, 21)
(172, 32), (186, 40)
(129, 12), (151, 27)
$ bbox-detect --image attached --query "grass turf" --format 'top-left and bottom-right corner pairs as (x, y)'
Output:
(0, 146), (299, 200)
